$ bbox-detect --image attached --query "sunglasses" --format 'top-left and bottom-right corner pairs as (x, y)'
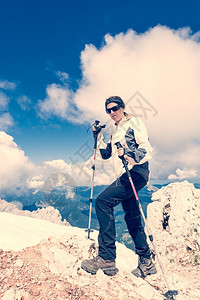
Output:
(106, 104), (121, 114)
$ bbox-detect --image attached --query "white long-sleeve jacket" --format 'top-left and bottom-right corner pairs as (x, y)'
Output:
(97, 114), (153, 181)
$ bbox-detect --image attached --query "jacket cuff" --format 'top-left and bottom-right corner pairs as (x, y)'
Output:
(123, 147), (129, 156)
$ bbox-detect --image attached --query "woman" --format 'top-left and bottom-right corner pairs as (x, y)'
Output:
(81, 96), (157, 278)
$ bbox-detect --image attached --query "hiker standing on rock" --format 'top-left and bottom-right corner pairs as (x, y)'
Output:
(81, 96), (157, 278)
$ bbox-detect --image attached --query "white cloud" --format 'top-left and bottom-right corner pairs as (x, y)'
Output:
(37, 83), (74, 119)
(27, 175), (44, 190)
(0, 80), (16, 90)
(0, 81), (16, 130)
(0, 131), (35, 193)
(39, 156), (115, 187)
(168, 168), (198, 180)
(0, 91), (9, 110)
(17, 95), (32, 111)
(37, 25), (200, 180)
(177, 144), (200, 167)
(0, 113), (14, 130)
(56, 71), (69, 84)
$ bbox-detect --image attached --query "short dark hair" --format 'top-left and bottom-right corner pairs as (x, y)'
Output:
(105, 96), (125, 110)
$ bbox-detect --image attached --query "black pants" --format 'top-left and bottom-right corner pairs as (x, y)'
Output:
(95, 170), (151, 260)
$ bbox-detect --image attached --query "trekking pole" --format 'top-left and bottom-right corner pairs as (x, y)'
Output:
(115, 142), (178, 299)
(85, 120), (106, 239)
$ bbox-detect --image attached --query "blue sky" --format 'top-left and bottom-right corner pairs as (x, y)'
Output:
(0, 0), (200, 191)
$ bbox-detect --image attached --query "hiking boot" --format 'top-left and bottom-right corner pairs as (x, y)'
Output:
(131, 256), (157, 278)
(81, 255), (119, 276)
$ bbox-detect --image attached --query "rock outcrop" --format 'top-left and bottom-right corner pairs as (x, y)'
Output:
(146, 180), (200, 299)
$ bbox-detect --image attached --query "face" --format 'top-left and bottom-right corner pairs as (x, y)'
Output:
(106, 102), (124, 124)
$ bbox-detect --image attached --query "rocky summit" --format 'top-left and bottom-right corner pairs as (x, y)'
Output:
(146, 180), (200, 299)
(0, 180), (199, 299)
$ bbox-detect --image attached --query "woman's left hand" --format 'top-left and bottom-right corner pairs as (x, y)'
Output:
(117, 148), (124, 157)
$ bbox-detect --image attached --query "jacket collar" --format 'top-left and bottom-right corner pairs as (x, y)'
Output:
(115, 114), (134, 126)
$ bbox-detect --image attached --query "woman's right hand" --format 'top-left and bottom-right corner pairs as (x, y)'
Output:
(93, 125), (101, 134)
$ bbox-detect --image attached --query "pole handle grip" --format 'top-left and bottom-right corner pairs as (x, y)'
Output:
(115, 142), (123, 149)
(94, 120), (106, 130)
(93, 121), (106, 149)
(115, 142), (125, 160)
(115, 142), (129, 170)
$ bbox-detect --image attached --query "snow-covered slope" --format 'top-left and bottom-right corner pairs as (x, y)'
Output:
(0, 212), (70, 251)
